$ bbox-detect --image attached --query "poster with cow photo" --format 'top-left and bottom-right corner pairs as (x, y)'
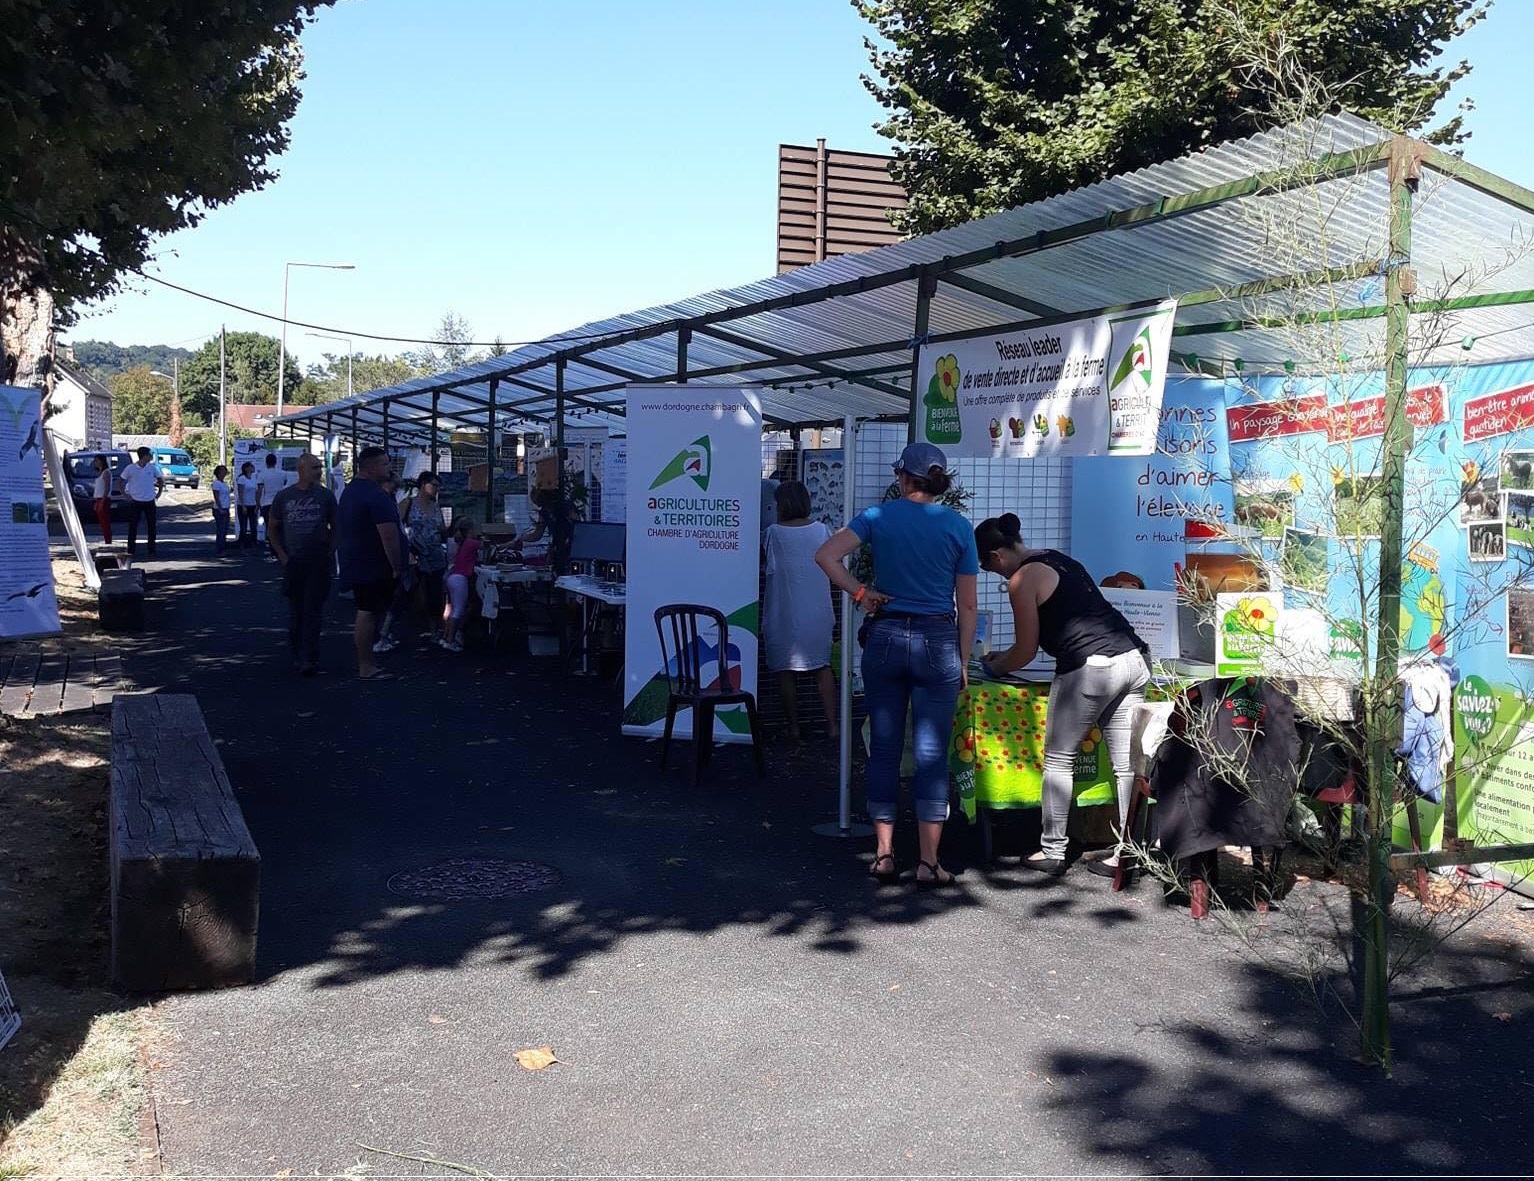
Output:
(1459, 467), (1501, 524)
(1507, 491), (1534, 551)
(1468, 521), (1506, 563)
(1500, 449), (1534, 492)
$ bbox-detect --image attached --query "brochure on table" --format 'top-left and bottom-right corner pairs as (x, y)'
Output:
(622, 386), (762, 743)
(0, 385), (61, 638)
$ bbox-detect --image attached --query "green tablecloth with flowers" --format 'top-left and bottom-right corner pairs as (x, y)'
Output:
(950, 679), (1117, 821)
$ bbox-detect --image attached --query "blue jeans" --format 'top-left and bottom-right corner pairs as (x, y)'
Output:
(861, 615), (962, 823)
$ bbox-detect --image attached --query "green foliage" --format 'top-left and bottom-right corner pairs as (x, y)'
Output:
(302, 353), (424, 405)
(67, 340), (194, 382)
(184, 424), (256, 475)
(1, 1), (335, 319)
(179, 332), (302, 424)
(405, 312), (476, 375)
(855, 0), (1489, 233)
(108, 365), (172, 434)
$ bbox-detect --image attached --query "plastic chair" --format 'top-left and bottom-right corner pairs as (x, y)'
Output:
(654, 604), (765, 786)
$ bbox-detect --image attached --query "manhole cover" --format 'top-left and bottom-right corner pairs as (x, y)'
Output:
(387, 859), (561, 900)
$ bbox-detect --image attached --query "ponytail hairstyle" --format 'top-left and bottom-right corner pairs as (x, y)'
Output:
(973, 512), (1024, 562)
(905, 465), (953, 496)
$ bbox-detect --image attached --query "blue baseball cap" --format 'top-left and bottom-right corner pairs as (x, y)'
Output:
(892, 440), (948, 476)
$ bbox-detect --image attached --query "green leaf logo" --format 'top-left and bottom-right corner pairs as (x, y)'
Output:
(649, 435), (713, 491)
(1110, 326), (1153, 393)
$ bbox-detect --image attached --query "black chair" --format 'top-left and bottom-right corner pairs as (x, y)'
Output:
(654, 604), (765, 786)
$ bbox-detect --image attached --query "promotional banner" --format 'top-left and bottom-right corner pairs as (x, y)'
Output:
(0, 386), (61, 638)
(917, 299), (1177, 458)
(1072, 377), (1233, 592)
(622, 386), (762, 742)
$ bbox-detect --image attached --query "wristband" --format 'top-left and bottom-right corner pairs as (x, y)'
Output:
(853, 585), (867, 604)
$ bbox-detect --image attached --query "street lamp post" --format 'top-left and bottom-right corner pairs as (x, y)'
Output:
(277, 261), (355, 419)
(305, 332), (354, 400)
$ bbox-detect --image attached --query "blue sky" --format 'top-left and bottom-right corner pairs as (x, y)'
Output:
(74, 0), (1534, 365)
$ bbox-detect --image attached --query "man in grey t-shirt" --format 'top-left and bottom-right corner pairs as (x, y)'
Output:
(270, 454), (337, 675)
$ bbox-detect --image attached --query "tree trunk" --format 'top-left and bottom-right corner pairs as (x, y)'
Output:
(1, 288), (56, 389)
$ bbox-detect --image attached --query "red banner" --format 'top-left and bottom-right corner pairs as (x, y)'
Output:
(1463, 382), (1534, 443)
(1326, 384), (1447, 442)
(1226, 395), (1329, 443)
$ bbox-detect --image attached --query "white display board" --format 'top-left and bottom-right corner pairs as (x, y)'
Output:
(1100, 587), (1180, 660)
(601, 437), (627, 523)
(916, 300), (1177, 458)
(622, 387), (762, 742)
(0, 386), (61, 638)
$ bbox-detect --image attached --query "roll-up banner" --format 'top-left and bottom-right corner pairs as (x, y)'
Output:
(917, 299), (1178, 458)
(0, 385), (61, 638)
(622, 386), (763, 743)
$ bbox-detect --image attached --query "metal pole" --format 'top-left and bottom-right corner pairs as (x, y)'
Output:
(814, 137), (828, 263)
(676, 327), (690, 382)
(485, 378), (498, 523)
(382, 401), (390, 455)
(908, 267), (935, 444)
(218, 327), (227, 464)
(1360, 136), (1418, 1074)
(277, 264), (290, 419)
(350, 407), (358, 461)
(430, 390), (440, 470)
(814, 415), (871, 840)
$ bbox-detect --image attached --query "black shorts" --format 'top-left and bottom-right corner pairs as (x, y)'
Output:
(352, 575), (395, 614)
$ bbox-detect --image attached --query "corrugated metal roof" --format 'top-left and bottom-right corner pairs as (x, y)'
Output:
(274, 113), (1534, 442)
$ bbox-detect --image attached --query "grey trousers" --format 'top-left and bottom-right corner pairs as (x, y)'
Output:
(1040, 650), (1150, 860)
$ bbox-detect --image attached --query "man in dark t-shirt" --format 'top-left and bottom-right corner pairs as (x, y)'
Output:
(270, 453), (337, 676)
(337, 446), (404, 679)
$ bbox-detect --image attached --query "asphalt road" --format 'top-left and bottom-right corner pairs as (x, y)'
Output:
(99, 494), (1534, 1179)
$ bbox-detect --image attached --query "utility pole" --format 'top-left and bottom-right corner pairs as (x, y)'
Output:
(219, 327), (227, 467)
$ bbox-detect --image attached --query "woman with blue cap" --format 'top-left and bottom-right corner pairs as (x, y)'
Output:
(816, 441), (978, 887)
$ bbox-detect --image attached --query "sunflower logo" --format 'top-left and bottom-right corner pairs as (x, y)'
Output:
(1287, 472), (1304, 493)
(1226, 596), (1277, 636)
(933, 354), (960, 403)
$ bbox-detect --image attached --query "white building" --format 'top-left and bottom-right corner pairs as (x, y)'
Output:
(48, 358), (113, 451)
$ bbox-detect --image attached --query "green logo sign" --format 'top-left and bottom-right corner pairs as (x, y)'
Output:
(1109, 326), (1154, 396)
(922, 353), (961, 445)
(1456, 675), (1498, 747)
(649, 435), (712, 491)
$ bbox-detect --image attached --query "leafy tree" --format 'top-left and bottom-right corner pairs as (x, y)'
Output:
(109, 365), (172, 434)
(179, 331), (301, 424)
(855, 0), (1488, 233)
(303, 352), (424, 404)
(67, 340), (196, 382)
(406, 312), (476, 375)
(1, 0), (336, 357)
(185, 423), (256, 475)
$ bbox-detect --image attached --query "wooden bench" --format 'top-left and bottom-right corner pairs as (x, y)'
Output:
(110, 694), (260, 991)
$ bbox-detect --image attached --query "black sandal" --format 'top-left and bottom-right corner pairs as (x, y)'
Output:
(869, 853), (899, 885)
(914, 859), (958, 889)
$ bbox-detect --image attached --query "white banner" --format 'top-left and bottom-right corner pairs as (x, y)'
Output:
(916, 299), (1178, 458)
(0, 386), (61, 638)
(622, 386), (762, 743)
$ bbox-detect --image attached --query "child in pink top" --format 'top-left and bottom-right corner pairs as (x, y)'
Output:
(439, 520), (481, 652)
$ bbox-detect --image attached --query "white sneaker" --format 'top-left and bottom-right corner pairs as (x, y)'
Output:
(372, 637), (396, 654)
(446, 639), (464, 653)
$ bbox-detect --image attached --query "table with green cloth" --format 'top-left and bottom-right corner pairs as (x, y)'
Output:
(950, 678), (1118, 822)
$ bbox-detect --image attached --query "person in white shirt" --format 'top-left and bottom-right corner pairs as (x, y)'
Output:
(256, 453), (283, 559)
(211, 465), (232, 555)
(235, 461), (260, 549)
(329, 455), (346, 500)
(121, 447), (164, 557)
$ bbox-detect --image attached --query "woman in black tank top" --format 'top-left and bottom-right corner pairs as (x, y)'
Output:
(973, 514), (1150, 878)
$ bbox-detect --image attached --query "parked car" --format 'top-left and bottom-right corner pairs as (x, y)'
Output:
(63, 448), (134, 522)
(151, 447), (199, 489)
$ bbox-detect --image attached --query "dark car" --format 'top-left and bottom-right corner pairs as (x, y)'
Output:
(64, 449), (134, 522)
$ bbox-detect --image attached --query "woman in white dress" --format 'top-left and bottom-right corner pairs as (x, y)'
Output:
(763, 480), (838, 742)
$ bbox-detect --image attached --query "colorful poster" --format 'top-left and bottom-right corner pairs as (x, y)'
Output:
(600, 437), (626, 524)
(917, 299), (1177, 458)
(0, 385), (61, 638)
(622, 386), (762, 743)
(1071, 378), (1233, 592)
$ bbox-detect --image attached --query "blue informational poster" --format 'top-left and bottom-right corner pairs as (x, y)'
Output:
(1071, 377), (1234, 592)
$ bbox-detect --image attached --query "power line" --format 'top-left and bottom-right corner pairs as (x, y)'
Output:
(3, 199), (636, 351)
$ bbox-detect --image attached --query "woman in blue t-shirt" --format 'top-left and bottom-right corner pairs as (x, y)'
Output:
(817, 442), (979, 888)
